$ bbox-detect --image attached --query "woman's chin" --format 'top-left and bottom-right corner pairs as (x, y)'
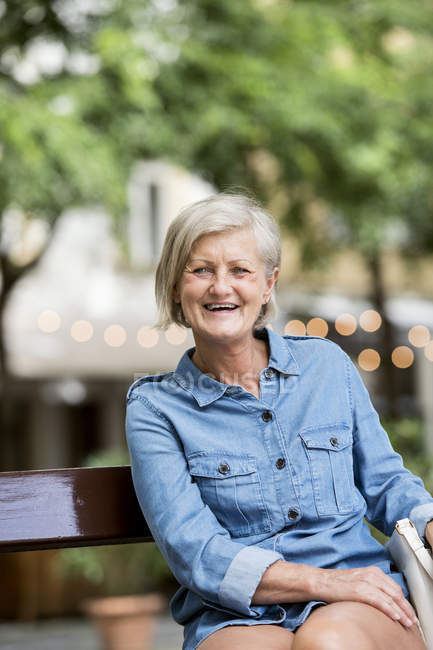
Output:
(194, 320), (253, 343)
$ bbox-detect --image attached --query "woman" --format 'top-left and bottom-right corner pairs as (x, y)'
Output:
(126, 193), (432, 650)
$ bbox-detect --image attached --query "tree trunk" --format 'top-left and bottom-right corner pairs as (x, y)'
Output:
(0, 246), (50, 469)
(0, 272), (15, 470)
(368, 253), (398, 418)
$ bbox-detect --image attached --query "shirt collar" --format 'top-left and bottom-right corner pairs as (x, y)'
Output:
(172, 327), (300, 407)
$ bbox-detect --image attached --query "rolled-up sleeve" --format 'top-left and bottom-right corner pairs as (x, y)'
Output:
(125, 393), (283, 617)
(346, 354), (433, 539)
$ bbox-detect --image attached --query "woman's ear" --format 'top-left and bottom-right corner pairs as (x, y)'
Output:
(172, 285), (180, 304)
(263, 267), (279, 303)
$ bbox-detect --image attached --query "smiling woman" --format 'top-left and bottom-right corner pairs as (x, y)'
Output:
(126, 193), (431, 650)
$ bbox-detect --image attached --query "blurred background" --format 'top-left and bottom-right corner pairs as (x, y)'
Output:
(1, 0), (433, 647)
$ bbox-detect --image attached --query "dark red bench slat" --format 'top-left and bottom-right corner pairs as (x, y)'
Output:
(0, 466), (152, 552)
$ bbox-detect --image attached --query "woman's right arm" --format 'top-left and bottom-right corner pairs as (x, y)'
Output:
(253, 553), (417, 628)
(126, 392), (283, 618)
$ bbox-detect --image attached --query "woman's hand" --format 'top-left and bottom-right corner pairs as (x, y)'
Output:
(253, 560), (416, 628)
(312, 565), (418, 628)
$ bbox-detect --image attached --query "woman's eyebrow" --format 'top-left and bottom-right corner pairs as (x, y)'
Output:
(189, 258), (253, 264)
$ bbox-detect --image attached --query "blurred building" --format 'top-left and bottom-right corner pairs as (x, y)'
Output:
(2, 160), (213, 473)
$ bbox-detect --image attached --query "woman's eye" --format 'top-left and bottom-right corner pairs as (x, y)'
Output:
(193, 267), (213, 276)
(231, 267), (250, 275)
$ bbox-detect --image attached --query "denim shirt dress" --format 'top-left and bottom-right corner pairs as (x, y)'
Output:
(125, 328), (433, 650)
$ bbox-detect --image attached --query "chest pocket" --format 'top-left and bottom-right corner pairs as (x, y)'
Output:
(299, 427), (361, 516)
(187, 452), (271, 537)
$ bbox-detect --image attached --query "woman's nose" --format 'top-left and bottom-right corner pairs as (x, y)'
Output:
(209, 270), (232, 294)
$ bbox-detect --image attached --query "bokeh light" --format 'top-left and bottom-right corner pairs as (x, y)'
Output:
(284, 320), (306, 336)
(335, 313), (357, 336)
(104, 324), (126, 347)
(391, 346), (414, 369)
(37, 310), (61, 333)
(306, 318), (328, 337)
(359, 310), (382, 332)
(408, 325), (430, 348)
(137, 326), (159, 348)
(165, 324), (187, 345)
(425, 341), (433, 362)
(70, 320), (93, 342)
(358, 349), (381, 372)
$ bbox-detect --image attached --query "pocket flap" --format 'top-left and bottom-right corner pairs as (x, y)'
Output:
(299, 427), (352, 451)
(187, 453), (256, 478)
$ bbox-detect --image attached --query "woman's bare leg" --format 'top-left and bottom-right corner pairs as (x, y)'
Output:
(196, 624), (295, 650)
(292, 601), (426, 650)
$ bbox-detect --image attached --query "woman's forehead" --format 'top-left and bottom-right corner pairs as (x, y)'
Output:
(190, 228), (259, 258)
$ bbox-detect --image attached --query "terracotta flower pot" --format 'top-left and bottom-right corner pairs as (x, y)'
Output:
(83, 593), (166, 650)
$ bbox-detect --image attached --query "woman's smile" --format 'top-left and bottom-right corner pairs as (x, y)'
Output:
(203, 302), (239, 314)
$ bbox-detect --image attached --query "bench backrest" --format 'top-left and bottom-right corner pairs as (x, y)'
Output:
(0, 466), (152, 552)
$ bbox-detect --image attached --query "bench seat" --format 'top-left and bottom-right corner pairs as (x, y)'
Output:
(0, 466), (152, 552)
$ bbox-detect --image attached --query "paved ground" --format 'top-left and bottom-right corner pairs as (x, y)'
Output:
(0, 614), (184, 650)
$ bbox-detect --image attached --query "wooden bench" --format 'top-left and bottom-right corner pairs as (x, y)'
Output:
(0, 466), (152, 552)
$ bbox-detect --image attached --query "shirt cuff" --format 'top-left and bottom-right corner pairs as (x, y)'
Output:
(409, 503), (433, 543)
(218, 545), (284, 616)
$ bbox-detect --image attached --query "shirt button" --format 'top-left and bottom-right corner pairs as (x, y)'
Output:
(218, 463), (230, 475)
(276, 458), (286, 469)
(262, 410), (273, 422)
(264, 368), (274, 379)
(288, 509), (299, 520)
(330, 437), (339, 447)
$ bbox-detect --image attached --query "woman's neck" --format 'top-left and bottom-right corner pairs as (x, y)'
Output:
(191, 333), (269, 389)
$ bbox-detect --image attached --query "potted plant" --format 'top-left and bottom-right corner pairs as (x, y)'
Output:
(57, 448), (171, 650)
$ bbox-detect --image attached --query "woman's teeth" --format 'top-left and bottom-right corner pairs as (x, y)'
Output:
(204, 304), (238, 311)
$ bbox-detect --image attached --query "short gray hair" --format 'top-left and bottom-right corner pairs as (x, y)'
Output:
(155, 192), (281, 330)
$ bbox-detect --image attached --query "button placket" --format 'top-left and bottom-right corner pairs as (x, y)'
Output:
(259, 408), (301, 527)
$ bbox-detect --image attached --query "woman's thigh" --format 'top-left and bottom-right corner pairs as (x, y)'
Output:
(196, 623), (295, 650)
(292, 601), (426, 650)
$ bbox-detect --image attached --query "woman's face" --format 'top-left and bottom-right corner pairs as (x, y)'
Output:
(173, 227), (279, 346)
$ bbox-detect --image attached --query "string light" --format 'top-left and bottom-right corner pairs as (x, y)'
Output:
(70, 320), (93, 342)
(359, 310), (382, 332)
(284, 320), (306, 336)
(104, 324), (126, 347)
(358, 349), (381, 372)
(408, 325), (431, 348)
(306, 318), (328, 337)
(335, 313), (357, 336)
(425, 341), (433, 362)
(165, 324), (187, 345)
(37, 310), (61, 333)
(137, 326), (159, 348)
(391, 346), (414, 369)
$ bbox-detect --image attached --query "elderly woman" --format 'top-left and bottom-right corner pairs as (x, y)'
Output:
(126, 193), (433, 650)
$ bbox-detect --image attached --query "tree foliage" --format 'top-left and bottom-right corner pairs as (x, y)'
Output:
(2, 0), (433, 254)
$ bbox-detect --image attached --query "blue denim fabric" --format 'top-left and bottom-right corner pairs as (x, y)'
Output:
(125, 328), (433, 650)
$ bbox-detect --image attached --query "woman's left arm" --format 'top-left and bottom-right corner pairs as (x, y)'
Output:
(345, 353), (433, 543)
